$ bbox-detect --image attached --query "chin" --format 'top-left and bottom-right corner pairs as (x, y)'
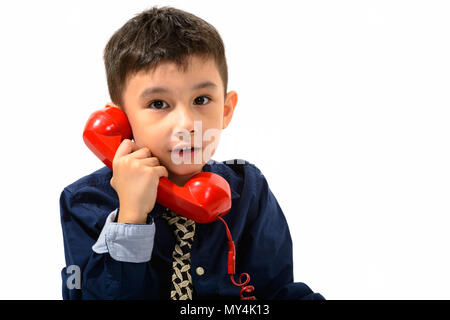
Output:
(167, 162), (205, 176)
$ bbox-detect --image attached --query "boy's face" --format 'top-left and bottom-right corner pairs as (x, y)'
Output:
(114, 55), (237, 186)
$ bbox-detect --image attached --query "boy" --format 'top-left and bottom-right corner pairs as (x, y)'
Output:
(60, 5), (324, 300)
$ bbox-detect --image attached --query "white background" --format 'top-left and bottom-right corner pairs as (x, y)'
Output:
(0, 0), (449, 299)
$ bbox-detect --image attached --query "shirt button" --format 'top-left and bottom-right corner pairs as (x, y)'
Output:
(196, 266), (205, 276)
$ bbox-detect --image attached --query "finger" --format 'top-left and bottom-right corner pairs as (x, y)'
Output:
(129, 146), (152, 160)
(152, 165), (169, 178)
(139, 156), (160, 167)
(114, 139), (139, 160)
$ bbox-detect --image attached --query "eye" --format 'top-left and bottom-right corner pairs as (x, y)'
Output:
(194, 96), (211, 105)
(148, 100), (169, 110)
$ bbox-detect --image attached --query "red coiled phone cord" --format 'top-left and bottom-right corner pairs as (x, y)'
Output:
(218, 217), (256, 300)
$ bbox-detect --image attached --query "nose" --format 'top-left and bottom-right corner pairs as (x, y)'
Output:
(172, 103), (198, 140)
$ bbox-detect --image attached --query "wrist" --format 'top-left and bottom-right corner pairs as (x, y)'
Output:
(117, 207), (147, 224)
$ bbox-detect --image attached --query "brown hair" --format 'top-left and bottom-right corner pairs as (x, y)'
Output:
(103, 5), (228, 108)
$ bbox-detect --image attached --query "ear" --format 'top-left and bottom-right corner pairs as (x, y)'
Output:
(223, 91), (238, 130)
(105, 102), (127, 114)
(106, 102), (119, 108)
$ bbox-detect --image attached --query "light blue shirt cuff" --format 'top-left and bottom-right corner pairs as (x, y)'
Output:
(92, 208), (155, 263)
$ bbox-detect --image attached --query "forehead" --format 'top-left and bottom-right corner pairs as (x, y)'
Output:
(130, 55), (221, 86)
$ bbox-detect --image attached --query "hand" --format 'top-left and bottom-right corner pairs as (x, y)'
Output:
(110, 139), (169, 224)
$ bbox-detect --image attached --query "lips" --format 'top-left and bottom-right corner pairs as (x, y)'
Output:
(171, 145), (201, 152)
(174, 148), (201, 154)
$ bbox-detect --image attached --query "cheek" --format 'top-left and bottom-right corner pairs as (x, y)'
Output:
(202, 125), (222, 148)
(132, 123), (165, 151)
(203, 109), (223, 127)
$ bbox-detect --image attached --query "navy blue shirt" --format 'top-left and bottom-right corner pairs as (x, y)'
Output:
(59, 159), (325, 300)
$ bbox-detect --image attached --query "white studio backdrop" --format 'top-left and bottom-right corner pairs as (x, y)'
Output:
(0, 0), (449, 299)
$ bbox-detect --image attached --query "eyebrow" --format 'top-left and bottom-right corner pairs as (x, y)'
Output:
(139, 80), (218, 100)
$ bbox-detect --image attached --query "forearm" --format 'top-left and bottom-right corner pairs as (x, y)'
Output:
(62, 208), (155, 299)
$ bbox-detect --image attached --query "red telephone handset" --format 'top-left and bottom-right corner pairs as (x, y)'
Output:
(82, 104), (255, 299)
(82, 104), (231, 224)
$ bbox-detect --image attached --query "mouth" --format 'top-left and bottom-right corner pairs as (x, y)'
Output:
(171, 147), (201, 156)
